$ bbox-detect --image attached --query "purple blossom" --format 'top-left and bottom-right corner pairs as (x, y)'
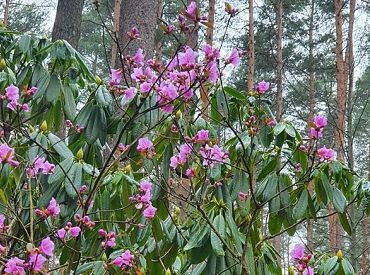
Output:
(5, 84), (19, 102)
(112, 250), (135, 268)
(40, 237), (54, 257)
(313, 114), (327, 129)
(226, 48), (240, 67)
(4, 257), (25, 275)
(70, 226), (81, 237)
(137, 137), (154, 153)
(29, 253), (47, 272)
(178, 47), (197, 68)
(290, 244), (305, 260)
(256, 80), (270, 94)
(0, 143), (19, 167)
(194, 130), (209, 143)
(143, 204), (157, 219)
(317, 146), (335, 162)
(185, 1), (197, 20)
(110, 69), (122, 85)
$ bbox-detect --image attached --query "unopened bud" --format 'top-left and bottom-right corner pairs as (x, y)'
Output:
(288, 266), (294, 275)
(175, 110), (182, 118)
(26, 243), (34, 253)
(0, 59), (6, 70)
(76, 148), (84, 160)
(165, 268), (172, 275)
(95, 75), (103, 86)
(40, 120), (48, 132)
(124, 164), (132, 173)
(337, 250), (343, 261)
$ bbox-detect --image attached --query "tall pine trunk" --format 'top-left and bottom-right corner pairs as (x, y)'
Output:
(3, 0), (10, 27)
(52, 0), (85, 48)
(306, 0), (316, 252)
(247, 0), (254, 92)
(275, 0), (283, 122)
(111, 0), (160, 68)
(346, 0), (356, 270)
(111, 0), (122, 67)
(272, 0), (283, 262)
(200, 0), (215, 117)
(331, 0), (349, 252)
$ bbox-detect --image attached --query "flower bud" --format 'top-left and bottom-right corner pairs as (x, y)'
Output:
(124, 164), (132, 173)
(76, 148), (84, 161)
(175, 110), (182, 118)
(40, 120), (48, 132)
(0, 59), (6, 70)
(26, 243), (34, 253)
(95, 75), (103, 85)
(337, 250), (343, 261)
(288, 266), (295, 275)
(165, 268), (172, 275)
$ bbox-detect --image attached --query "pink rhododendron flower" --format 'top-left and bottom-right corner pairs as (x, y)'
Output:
(112, 250), (135, 268)
(164, 24), (176, 34)
(226, 48), (240, 67)
(70, 226), (82, 237)
(143, 204), (157, 219)
(313, 114), (327, 129)
(36, 197), (60, 218)
(185, 1), (197, 20)
(140, 180), (152, 192)
(186, 168), (195, 178)
(4, 257), (25, 275)
(309, 127), (323, 139)
(0, 214), (7, 233)
(317, 146), (335, 162)
(140, 82), (152, 93)
(290, 244), (305, 260)
(137, 137), (154, 153)
(40, 237), (54, 257)
(26, 86), (38, 96)
(204, 44), (220, 61)
(29, 253), (47, 272)
(133, 48), (144, 65)
(0, 143), (19, 167)
(5, 84), (19, 102)
(239, 192), (247, 201)
(256, 80), (270, 94)
(303, 267), (314, 275)
(110, 69), (122, 85)
(0, 244), (6, 254)
(127, 26), (139, 39)
(225, 2), (239, 17)
(57, 228), (66, 240)
(200, 144), (229, 167)
(178, 47), (197, 68)
(123, 87), (136, 102)
(207, 61), (218, 84)
(194, 130), (209, 143)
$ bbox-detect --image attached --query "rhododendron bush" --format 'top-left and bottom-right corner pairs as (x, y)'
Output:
(0, 3), (366, 275)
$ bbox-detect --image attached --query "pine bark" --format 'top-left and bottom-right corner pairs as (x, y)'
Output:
(3, 0), (10, 27)
(111, 0), (160, 68)
(346, 0), (356, 270)
(306, 0), (316, 252)
(247, 0), (255, 92)
(275, 0), (283, 122)
(52, 0), (85, 48)
(200, 0), (215, 118)
(186, 0), (199, 50)
(111, 0), (122, 68)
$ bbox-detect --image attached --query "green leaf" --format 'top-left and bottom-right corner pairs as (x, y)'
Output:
(48, 133), (74, 159)
(184, 223), (209, 250)
(341, 259), (355, 275)
(75, 262), (94, 274)
(85, 106), (100, 143)
(49, 158), (74, 184)
(273, 123), (285, 136)
(257, 158), (278, 182)
(268, 213), (282, 235)
(338, 212), (352, 235)
(210, 214), (225, 256)
(293, 189), (308, 220)
(324, 256), (339, 274)
(210, 164), (221, 181)
(64, 85), (77, 120)
(93, 261), (105, 275)
(46, 74), (62, 103)
(224, 86), (246, 100)
(65, 162), (83, 198)
(96, 86), (112, 107)
(285, 125), (296, 138)
(332, 187), (346, 213)
(210, 96), (222, 122)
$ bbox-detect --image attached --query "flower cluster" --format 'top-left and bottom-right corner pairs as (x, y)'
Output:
(0, 214), (8, 233)
(200, 144), (229, 167)
(256, 80), (269, 94)
(130, 180), (157, 220)
(65, 120), (84, 133)
(309, 114), (327, 139)
(317, 145), (335, 162)
(4, 237), (54, 274)
(35, 197), (60, 219)
(57, 222), (81, 241)
(26, 156), (55, 178)
(1, 84), (34, 113)
(98, 229), (116, 248)
(112, 250), (135, 269)
(0, 143), (19, 167)
(137, 137), (155, 159)
(290, 244), (314, 275)
(75, 214), (95, 229)
(170, 143), (193, 169)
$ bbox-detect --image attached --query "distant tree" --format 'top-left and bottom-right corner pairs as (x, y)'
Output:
(52, 0), (85, 48)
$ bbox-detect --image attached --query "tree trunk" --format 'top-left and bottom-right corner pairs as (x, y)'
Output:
(346, 0), (356, 270)
(111, 0), (122, 68)
(306, 0), (316, 252)
(272, 0), (283, 260)
(275, 0), (283, 122)
(52, 0), (85, 49)
(111, 0), (160, 68)
(331, 0), (350, 252)
(186, 0), (199, 50)
(3, 0), (10, 27)
(247, 0), (254, 92)
(200, 0), (215, 118)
